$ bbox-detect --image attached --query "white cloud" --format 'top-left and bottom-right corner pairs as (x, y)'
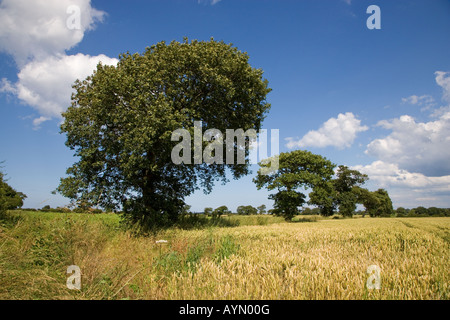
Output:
(0, 77), (17, 94)
(352, 161), (450, 190)
(435, 71), (450, 103)
(357, 71), (450, 207)
(0, 0), (118, 127)
(286, 112), (368, 149)
(366, 111), (450, 177)
(0, 0), (105, 67)
(352, 160), (450, 207)
(2, 54), (118, 125)
(32, 116), (51, 129)
(401, 94), (435, 110)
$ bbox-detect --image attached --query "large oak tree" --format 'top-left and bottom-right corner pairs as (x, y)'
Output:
(57, 39), (271, 228)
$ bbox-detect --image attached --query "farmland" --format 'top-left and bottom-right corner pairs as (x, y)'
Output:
(0, 211), (448, 300)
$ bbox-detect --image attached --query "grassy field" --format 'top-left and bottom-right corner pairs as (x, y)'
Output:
(0, 210), (448, 300)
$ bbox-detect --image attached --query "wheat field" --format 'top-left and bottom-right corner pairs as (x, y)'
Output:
(0, 211), (448, 300)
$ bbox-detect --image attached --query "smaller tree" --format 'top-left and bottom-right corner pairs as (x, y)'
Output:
(308, 183), (337, 216)
(309, 165), (368, 217)
(0, 171), (27, 211)
(359, 188), (394, 217)
(236, 205), (246, 215)
(181, 204), (192, 216)
(269, 190), (305, 220)
(396, 207), (407, 217)
(254, 150), (336, 221)
(257, 204), (266, 215)
(236, 205), (258, 215)
(204, 207), (213, 216)
(212, 206), (230, 218)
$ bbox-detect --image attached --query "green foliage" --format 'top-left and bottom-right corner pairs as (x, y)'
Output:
(181, 204), (192, 216)
(254, 150), (335, 221)
(359, 188), (394, 217)
(308, 182), (337, 217)
(257, 204), (266, 214)
(212, 205), (231, 218)
(203, 207), (213, 216)
(236, 205), (258, 215)
(0, 171), (6, 216)
(395, 206), (449, 217)
(0, 169), (27, 213)
(57, 38), (271, 229)
(214, 235), (240, 263)
(269, 190), (306, 221)
(309, 165), (368, 217)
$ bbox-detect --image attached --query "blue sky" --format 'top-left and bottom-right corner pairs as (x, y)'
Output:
(1, 0), (450, 211)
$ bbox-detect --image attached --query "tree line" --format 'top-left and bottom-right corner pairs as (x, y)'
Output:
(254, 150), (396, 221)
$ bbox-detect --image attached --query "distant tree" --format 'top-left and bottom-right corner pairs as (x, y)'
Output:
(0, 171), (27, 211)
(396, 207), (407, 217)
(414, 206), (428, 216)
(254, 150), (335, 221)
(310, 165), (368, 217)
(359, 189), (394, 217)
(301, 207), (312, 215)
(204, 207), (213, 216)
(181, 204), (192, 216)
(212, 205), (231, 218)
(427, 207), (440, 216)
(236, 205), (258, 215)
(257, 204), (266, 215)
(0, 171), (6, 215)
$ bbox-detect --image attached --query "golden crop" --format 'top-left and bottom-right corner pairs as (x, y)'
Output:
(0, 212), (448, 300)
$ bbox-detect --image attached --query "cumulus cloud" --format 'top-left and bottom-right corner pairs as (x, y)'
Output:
(0, 0), (105, 66)
(352, 161), (450, 191)
(286, 112), (368, 149)
(366, 73), (450, 177)
(356, 71), (450, 207)
(0, 0), (118, 127)
(352, 160), (450, 207)
(2, 54), (118, 125)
